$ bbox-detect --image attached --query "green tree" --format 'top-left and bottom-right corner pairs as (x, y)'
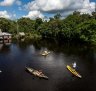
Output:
(76, 19), (96, 43)
(18, 18), (35, 32)
(0, 18), (11, 32)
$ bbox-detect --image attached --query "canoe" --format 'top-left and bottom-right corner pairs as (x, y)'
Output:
(67, 65), (82, 78)
(41, 51), (50, 56)
(41, 53), (49, 56)
(26, 67), (48, 79)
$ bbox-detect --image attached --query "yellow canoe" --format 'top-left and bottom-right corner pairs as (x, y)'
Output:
(67, 65), (82, 78)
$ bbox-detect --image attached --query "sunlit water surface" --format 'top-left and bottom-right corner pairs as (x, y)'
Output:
(0, 40), (96, 91)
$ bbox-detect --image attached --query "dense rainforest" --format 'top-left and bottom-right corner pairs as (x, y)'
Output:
(0, 11), (96, 44)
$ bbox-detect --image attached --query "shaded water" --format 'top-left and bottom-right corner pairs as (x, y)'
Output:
(0, 40), (96, 91)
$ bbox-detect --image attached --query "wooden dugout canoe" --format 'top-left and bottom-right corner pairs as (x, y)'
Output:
(26, 67), (48, 79)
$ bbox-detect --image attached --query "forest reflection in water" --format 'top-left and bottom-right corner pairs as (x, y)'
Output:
(0, 39), (96, 91)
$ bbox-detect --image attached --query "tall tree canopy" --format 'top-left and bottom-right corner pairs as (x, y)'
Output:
(0, 11), (96, 44)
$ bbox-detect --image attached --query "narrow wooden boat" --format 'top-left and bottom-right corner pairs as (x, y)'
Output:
(26, 67), (48, 79)
(41, 51), (50, 56)
(67, 65), (82, 78)
(41, 53), (49, 56)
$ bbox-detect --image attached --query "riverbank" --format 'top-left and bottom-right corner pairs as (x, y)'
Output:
(0, 11), (96, 45)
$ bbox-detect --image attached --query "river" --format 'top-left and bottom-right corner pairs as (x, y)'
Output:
(0, 40), (96, 91)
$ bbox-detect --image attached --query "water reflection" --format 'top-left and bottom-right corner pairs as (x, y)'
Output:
(0, 39), (96, 91)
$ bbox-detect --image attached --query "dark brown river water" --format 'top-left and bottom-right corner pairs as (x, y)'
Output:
(0, 40), (96, 91)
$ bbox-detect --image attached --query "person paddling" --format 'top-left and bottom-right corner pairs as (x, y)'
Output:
(38, 70), (43, 75)
(72, 62), (76, 68)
